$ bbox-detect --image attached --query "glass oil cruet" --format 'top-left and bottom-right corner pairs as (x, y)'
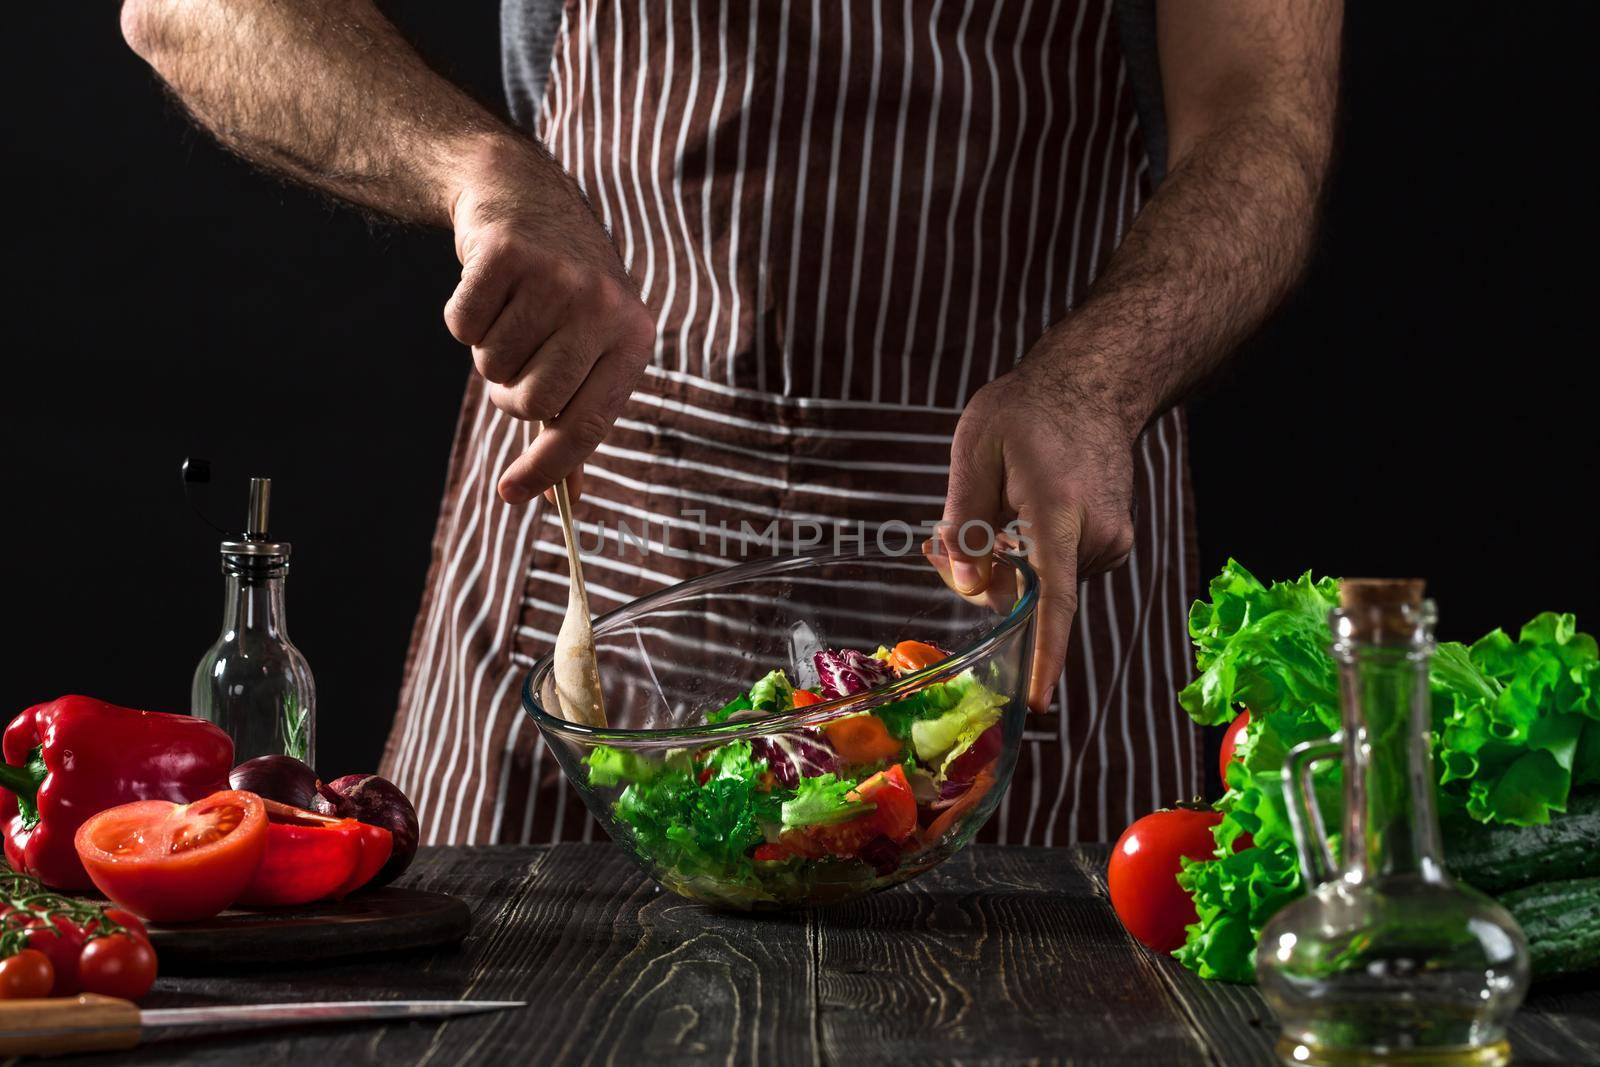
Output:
(191, 474), (317, 765)
(1258, 578), (1528, 1067)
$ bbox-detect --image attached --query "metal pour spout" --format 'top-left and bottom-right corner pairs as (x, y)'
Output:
(245, 477), (272, 542)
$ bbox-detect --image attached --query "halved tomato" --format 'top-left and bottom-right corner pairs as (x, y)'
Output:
(791, 689), (824, 708)
(75, 790), (268, 922)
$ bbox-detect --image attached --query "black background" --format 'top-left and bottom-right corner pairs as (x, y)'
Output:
(3, 3), (1594, 784)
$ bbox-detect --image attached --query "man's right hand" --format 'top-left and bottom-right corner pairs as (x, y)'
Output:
(444, 137), (655, 506)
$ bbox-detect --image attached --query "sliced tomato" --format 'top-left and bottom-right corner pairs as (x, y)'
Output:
(791, 689), (824, 708)
(74, 790), (268, 922)
(822, 714), (903, 765)
(807, 764), (918, 858)
(888, 641), (948, 673)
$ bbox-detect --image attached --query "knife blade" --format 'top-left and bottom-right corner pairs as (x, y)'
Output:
(0, 993), (523, 1056)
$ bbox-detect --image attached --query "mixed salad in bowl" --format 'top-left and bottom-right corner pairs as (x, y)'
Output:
(582, 640), (1016, 907)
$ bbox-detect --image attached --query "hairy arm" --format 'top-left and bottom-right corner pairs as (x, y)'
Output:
(121, 0), (654, 501)
(120, 0), (510, 224)
(943, 0), (1341, 712)
(1038, 0), (1342, 434)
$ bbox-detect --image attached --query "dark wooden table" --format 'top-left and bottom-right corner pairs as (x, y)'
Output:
(31, 845), (1600, 1066)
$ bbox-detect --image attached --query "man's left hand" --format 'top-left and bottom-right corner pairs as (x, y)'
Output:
(939, 348), (1142, 714)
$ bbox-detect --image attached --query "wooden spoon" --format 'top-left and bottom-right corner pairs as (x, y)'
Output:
(550, 476), (608, 727)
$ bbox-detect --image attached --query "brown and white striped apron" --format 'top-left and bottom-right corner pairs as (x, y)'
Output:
(381, 0), (1201, 846)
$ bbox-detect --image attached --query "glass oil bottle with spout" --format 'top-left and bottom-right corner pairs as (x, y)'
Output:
(1258, 579), (1528, 1067)
(192, 477), (317, 765)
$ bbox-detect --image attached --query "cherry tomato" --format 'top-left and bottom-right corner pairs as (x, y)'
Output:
(24, 914), (86, 995)
(791, 689), (824, 708)
(888, 641), (948, 673)
(1108, 807), (1222, 953)
(102, 909), (150, 944)
(78, 934), (157, 1000)
(0, 948), (55, 999)
(1219, 709), (1251, 785)
(75, 789), (268, 921)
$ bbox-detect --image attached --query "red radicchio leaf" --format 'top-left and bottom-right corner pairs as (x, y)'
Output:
(813, 648), (893, 700)
(751, 729), (842, 788)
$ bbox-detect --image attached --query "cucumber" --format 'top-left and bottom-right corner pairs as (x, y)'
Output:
(1500, 876), (1600, 978)
(1445, 790), (1600, 895)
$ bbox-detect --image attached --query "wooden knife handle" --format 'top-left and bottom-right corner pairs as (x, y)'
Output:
(0, 993), (141, 1056)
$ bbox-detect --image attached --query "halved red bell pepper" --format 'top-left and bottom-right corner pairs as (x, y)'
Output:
(0, 696), (234, 890)
(236, 799), (392, 908)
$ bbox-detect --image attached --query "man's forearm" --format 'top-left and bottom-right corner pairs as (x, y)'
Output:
(1034, 99), (1335, 437)
(120, 0), (530, 226)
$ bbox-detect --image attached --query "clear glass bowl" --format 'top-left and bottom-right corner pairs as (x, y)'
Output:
(522, 545), (1039, 909)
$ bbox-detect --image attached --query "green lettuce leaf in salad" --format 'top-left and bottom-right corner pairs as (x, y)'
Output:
(609, 740), (781, 896)
(876, 669), (990, 742)
(911, 672), (1006, 764)
(706, 691), (753, 724)
(1174, 563), (1600, 983)
(749, 668), (796, 714)
(780, 772), (873, 830)
(585, 745), (687, 788)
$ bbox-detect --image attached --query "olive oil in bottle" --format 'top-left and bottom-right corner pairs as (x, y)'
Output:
(1258, 579), (1528, 1066)
(191, 476), (316, 765)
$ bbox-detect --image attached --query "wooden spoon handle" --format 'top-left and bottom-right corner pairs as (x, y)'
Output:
(546, 466), (608, 728)
(551, 477), (589, 617)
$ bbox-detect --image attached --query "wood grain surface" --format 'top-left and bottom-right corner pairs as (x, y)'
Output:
(21, 844), (1600, 1067)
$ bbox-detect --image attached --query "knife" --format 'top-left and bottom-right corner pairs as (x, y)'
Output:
(0, 993), (523, 1056)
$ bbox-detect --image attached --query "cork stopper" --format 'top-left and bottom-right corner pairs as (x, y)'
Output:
(1335, 578), (1432, 649)
(1339, 578), (1425, 609)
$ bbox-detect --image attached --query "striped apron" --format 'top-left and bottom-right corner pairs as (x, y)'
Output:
(381, 0), (1201, 846)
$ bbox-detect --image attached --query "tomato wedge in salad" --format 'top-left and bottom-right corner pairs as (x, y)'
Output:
(768, 764), (919, 861)
(75, 790), (268, 922)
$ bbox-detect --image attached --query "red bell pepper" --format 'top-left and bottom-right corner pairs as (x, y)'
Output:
(236, 799), (393, 908)
(0, 696), (234, 890)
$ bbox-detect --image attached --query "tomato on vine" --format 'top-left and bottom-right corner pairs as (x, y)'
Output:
(0, 867), (159, 999)
(0, 948), (54, 999)
(78, 934), (158, 1000)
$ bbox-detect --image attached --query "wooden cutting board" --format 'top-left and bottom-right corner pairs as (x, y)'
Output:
(145, 886), (470, 970)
